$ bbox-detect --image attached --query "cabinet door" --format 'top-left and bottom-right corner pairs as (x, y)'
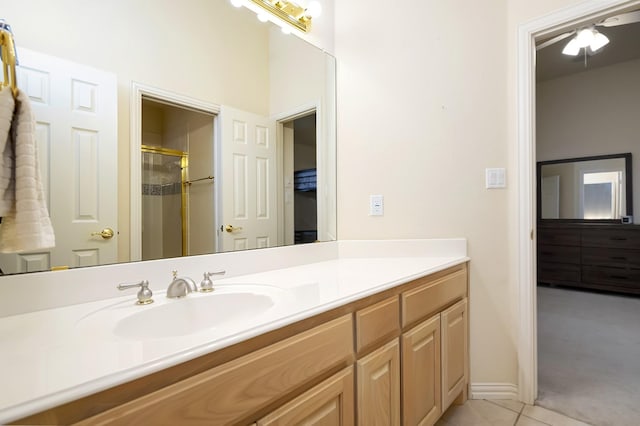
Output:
(441, 298), (468, 412)
(257, 367), (354, 426)
(402, 314), (441, 426)
(357, 339), (400, 426)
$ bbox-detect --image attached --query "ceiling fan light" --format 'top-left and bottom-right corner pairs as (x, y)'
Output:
(590, 32), (610, 52)
(575, 28), (595, 48)
(562, 38), (581, 56)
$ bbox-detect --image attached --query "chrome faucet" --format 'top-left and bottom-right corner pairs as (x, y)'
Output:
(199, 270), (226, 292)
(166, 270), (197, 298)
(118, 280), (154, 305)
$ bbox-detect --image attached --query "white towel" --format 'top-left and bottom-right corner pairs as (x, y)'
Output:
(0, 87), (15, 216)
(0, 87), (55, 253)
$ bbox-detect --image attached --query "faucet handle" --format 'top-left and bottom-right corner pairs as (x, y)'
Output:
(118, 280), (154, 305)
(200, 270), (226, 292)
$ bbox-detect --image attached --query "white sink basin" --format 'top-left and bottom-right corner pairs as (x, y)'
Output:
(77, 284), (289, 340)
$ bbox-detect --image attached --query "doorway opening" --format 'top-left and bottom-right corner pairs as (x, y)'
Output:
(517, 0), (640, 419)
(282, 112), (318, 245)
(140, 98), (216, 260)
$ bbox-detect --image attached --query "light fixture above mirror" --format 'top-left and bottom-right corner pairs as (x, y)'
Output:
(231, 0), (322, 33)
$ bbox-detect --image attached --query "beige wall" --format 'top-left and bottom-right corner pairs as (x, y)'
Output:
(537, 59), (640, 220)
(4, 0), (271, 262)
(334, 0), (621, 388)
(335, 0), (514, 385)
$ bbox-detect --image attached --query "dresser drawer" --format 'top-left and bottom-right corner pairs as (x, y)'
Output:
(582, 247), (640, 268)
(538, 228), (580, 246)
(582, 228), (640, 249)
(355, 296), (400, 354)
(401, 268), (466, 328)
(538, 262), (580, 285)
(538, 244), (580, 264)
(582, 266), (640, 289)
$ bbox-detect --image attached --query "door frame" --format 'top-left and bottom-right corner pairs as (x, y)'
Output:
(273, 101), (320, 246)
(516, 0), (640, 404)
(130, 83), (220, 261)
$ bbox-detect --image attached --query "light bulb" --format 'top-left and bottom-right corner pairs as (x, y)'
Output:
(590, 32), (609, 52)
(575, 28), (595, 48)
(305, 1), (322, 18)
(257, 13), (269, 22)
(230, 0), (243, 7)
(562, 38), (581, 56)
(281, 26), (292, 35)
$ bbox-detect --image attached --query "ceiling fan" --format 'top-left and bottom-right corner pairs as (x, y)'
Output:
(536, 10), (640, 56)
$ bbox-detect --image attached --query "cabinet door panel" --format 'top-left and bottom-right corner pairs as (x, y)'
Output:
(402, 314), (441, 426)
(258, 367), (354, 426)
(357, 339), (400, 426)
(441, 298), (468, 412)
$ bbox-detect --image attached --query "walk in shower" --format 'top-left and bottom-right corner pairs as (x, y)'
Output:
(141, 147), (187, 260)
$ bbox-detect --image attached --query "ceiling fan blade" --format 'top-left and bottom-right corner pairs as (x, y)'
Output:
(536, 31), (574, 50)
(597, 10), (640, 27)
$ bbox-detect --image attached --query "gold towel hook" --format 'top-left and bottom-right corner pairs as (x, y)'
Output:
(0, 28), (18, 97)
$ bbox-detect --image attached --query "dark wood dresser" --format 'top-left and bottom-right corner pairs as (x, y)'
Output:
(538, 223), (640, 295)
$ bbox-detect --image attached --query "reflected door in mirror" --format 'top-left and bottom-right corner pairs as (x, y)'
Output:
(0, 49), (117, 274)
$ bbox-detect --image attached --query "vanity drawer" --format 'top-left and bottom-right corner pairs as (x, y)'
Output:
(355, 296), (400, 354)
(401, 268), (467, 328)
(582, 228), (640, 249)
(78, 315), (354, 425)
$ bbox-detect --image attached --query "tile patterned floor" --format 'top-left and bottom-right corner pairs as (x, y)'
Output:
(435, 399), (593, 426)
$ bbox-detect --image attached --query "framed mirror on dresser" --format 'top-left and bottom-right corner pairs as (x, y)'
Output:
(537, 153), (640, 295)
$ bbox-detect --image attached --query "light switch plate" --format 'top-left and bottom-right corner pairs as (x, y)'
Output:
(486, 168), (506, 189)
(369, 195), (384, 216)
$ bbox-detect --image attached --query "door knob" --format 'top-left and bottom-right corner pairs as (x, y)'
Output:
(91, 228), (115, 239)
(224, 225), (243, 233)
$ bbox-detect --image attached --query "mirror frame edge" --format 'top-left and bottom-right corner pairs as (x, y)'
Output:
(536, 152), (633, 224)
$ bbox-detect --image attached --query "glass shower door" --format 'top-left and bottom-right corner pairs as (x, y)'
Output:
(141, 148), (186, 260)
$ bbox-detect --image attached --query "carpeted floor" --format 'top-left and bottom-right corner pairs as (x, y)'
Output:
(537, 285), (640, 426)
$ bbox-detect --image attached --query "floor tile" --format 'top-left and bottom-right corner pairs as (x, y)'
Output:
(522, 405), (591, 426)
(488, 399), (525, 414)
(439, 399), (519, 425)
(516, 415), (551, 426)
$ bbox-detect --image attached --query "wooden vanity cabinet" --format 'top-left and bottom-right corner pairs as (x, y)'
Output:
(441, 299), (468, 412)
(356, 339), (401, 426)
(399, 267), (468, 425)
(75, 315), (354, 426)
(401, 314), (441, 426)
(257, 367), (355, 426)
(20, 263), (468, 426)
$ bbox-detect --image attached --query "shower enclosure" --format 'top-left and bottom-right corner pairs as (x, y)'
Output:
(141, 147), (187, 260)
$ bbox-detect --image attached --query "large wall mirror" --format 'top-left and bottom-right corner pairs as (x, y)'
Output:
(0, 0), (336, 275)
(537, 153), (632, 222)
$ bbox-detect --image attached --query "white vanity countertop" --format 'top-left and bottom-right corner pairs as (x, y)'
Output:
(0, 240), (468, 423)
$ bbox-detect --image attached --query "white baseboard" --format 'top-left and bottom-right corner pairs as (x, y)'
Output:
(470, 383), (519, 400)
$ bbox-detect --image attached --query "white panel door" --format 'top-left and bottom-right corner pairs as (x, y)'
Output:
(219, 106), (276, 252)
(0, 49), (117, 273)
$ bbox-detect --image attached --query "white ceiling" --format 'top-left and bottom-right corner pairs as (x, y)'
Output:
(536, 18), (640, 82)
